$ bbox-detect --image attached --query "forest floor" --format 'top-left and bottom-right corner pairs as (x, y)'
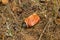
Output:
(0, 0), (60, 40)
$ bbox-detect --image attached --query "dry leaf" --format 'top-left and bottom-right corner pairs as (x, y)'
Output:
(2, 0), (8, 4)
(55, 19), (60, 25)
(10, 1), (18, 12)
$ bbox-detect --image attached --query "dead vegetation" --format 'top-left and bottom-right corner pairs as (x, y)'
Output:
(0, 0), (60, 40)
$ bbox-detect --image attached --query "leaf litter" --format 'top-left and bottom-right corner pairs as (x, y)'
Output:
(0, 0), (60, 40)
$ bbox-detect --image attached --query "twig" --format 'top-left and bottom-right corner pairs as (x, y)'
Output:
(6, 3), (19, 24)
(0, 13), (6, 25)
(38, 1), (59, 40)
(38, 18), (52, 40)
(6, 22), (13, 37)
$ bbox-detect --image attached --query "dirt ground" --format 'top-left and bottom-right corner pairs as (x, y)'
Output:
(0, 0), (60, 40)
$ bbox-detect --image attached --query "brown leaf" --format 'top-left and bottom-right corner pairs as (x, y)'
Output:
(2, 0), (8, 4)
(55, 19), (60, 25)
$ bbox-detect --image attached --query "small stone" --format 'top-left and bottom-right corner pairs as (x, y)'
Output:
(22, 22), (27, 28)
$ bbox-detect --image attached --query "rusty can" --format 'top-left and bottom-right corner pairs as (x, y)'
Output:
(22, 13), (40, 28)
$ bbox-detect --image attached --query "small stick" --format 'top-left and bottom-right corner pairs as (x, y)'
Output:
(6, 3), (19, 24)
(38, 18), (52, 40)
